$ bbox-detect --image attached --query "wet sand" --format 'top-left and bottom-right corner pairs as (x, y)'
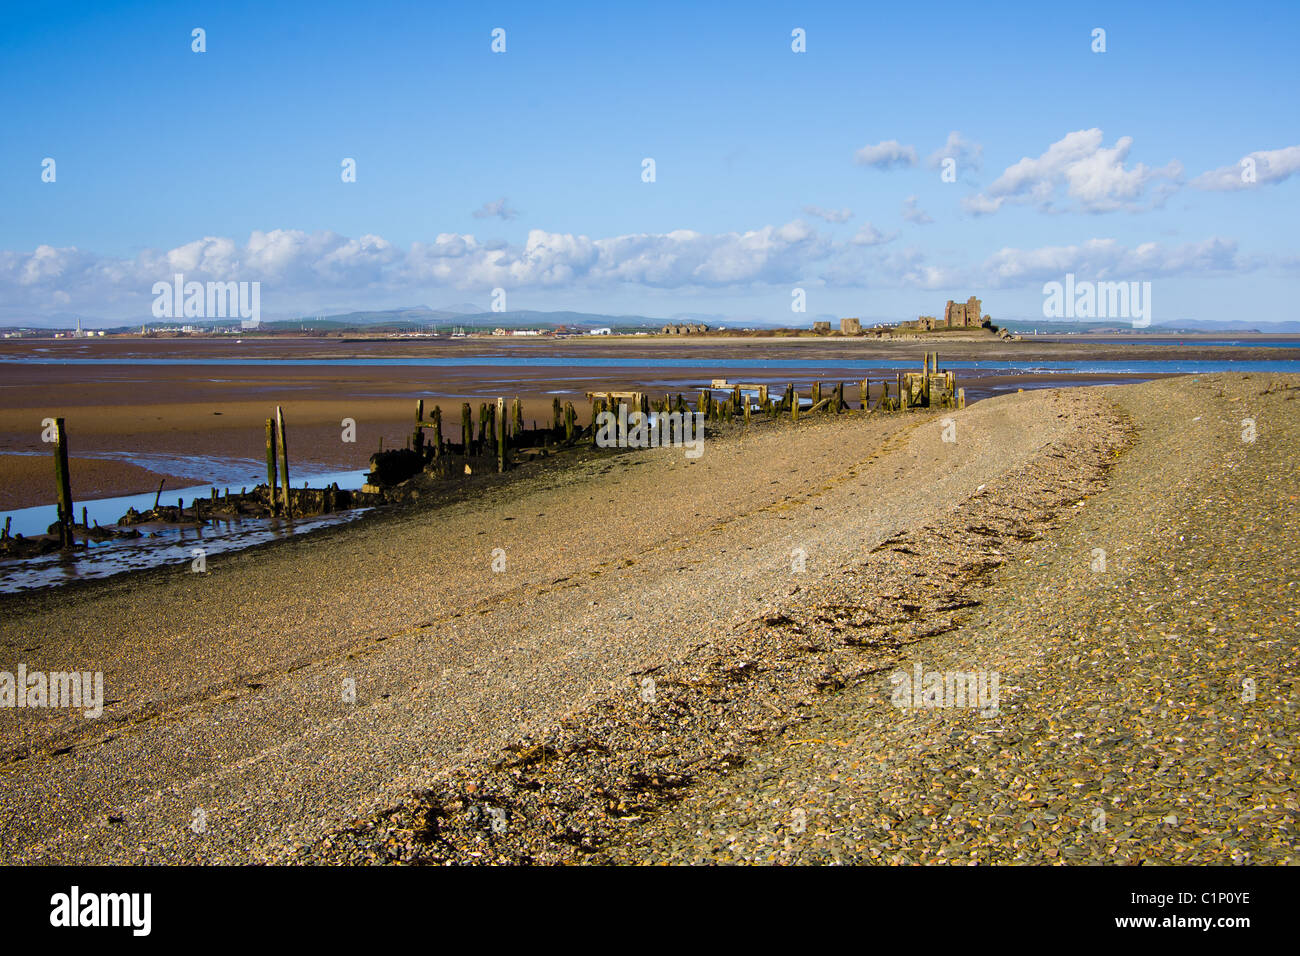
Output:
(0, 455), (194, 513)
(2, 335), (1292, 509)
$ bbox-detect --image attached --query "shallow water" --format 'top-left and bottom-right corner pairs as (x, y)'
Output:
(0, 467), (366, 539)
(3, 355), (1298, 374)
(0, 463), (369, 594)
(0, 509), (367, 595)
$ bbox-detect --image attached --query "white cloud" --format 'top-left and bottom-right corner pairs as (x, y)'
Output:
(472, 198), (520, 220)
(926, 131), (983, 172)
(802, 204), (853, 223)
(854, 139), (918, 169)
(964, 129), (1182, 215)
(1191, 146), (1300, 190)
(0, 225), (1267, 322)
(850, 222), (896, 246)
(901, 196), (933, 225)
(0, 222), (834, 318)
(981, 237), (1251, 287)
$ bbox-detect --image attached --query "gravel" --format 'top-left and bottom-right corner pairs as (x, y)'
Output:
(5, 373), (1292, 865)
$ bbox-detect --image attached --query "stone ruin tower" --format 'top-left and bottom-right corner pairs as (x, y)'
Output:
(943, 296), (983, 328)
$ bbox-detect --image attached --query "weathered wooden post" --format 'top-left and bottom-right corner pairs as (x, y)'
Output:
(758, 384), (769, 406)
(460, 403), (472, 456)
(52, 417), (74, 546)
(833, 382), (844, 413)
(497, 397), (507, 472)
(276, 405), (292, 518)
(479, 403), (491, 454)
(565, 402), (576, 443)
(958, 388), (966, 410)
(512, 397), (524, 444)
(791, 387), (800, 423)
(860, 378), (868, 410)
(154, 477), (167, 512)
(811, 381), (822, 409)
(413, 399), (425, 456)
(432, 405), (444, 459)
(552, 396), (563, 435)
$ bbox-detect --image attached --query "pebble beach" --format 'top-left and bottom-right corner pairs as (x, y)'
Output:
(0, 373), (1294, 865)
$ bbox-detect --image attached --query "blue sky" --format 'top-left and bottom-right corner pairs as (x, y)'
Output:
(2, 0), (1297, 325)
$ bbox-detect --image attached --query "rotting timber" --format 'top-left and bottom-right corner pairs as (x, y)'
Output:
(1, 356), (963, 560)
(365, 354), (965, 498)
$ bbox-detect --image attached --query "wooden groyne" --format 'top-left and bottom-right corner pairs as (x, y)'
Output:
(366, 354), (963, 491)
(365, 395), (586, 492)
(1, 355), (962, 560)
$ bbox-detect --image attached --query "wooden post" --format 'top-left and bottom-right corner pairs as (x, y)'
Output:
(896, 373), (904, 410)
(565, 402), (576, 443)
(461, 403), (473, 455)
(791, 387), (800, 423)
(811, 381), (822, 408)
(552, 396), (563, 434)
(432, 405), (444, 459)
(958, 388), (966, 410)
(512, 398), (524, 444)
(497, 398), (507, 472)
(412, 399), (425, 456)
(859, 378), (868, 410)
(276, 405), (292, 518)
(479, 403), (491, 453)
(154, 478), (167, 512)
(2, 516), (10, 540)
(53, 417), (74, 546)
(833, 382), (844, 413)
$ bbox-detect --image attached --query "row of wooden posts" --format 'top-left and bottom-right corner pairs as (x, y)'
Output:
(383, 356), (964, 485)
(28, 356), (962, 548)
(406, 396), (581, 476)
